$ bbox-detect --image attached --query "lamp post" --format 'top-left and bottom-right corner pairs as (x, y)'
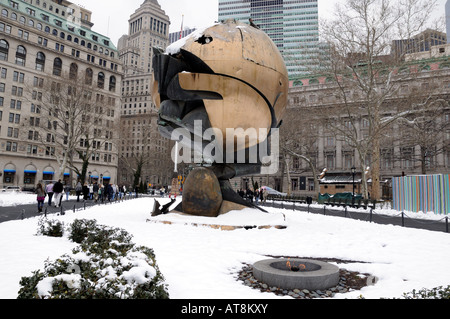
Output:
(351, 166), (356, 205)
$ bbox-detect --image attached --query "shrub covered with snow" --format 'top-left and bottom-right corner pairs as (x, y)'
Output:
(18, 219), (169, 299)
(401, 286), (450, 299)
(36, 217), (64, 238)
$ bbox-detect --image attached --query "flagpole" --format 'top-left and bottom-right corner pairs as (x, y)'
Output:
(174, 14), (184, 174)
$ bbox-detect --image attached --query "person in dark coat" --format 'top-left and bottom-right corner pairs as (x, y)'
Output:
(106, 183), (113, 201)
(82, 182), (89, 200)
(75, 181), (82, 202)
(53, 179), (64, 207)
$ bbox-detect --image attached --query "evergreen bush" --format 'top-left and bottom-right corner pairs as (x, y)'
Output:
(401, 286), (450, 299)
(19, 219), (169, 299)
(36, 217), (64, 237)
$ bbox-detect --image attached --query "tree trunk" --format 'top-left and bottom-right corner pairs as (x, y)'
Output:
(371, 137), (381, 200)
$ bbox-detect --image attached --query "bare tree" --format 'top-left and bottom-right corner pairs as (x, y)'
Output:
(390, 81), (450, 174)
(317, 0), (439, 199)
(280, 106), (322, 196)
(119, 114), (173, 190)
(24, 69), (115, 183)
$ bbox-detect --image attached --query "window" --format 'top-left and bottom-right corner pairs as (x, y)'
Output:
(6, 141), (18, 152)
(85, 68), (93, 85)
(53, 58), (62, 76)
(0, 39), (9, 61)
(97, 72), (105, 89)
(109, 76), (116, 92)
(55, 43), (64, 52)
(26, 8), (35, 16)
(35, 52), (45, 71)
(69, 63), (78, 79)
(13, 71), (25, 83)
(9, 112), (20, 124)
(325, 152), (335, 169)
(18, 29), (29, 40)
(15, 45), (26, 66)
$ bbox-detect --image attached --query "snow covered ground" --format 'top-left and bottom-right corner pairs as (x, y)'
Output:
(0, 194), (449, 299)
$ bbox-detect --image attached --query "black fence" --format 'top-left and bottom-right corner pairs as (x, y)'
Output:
(260, 195), (449, 234)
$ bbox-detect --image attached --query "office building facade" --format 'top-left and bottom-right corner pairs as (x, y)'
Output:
(0, 0), (122, 189)
(117, 0), (173, 188)
(218, 0), (319, 80)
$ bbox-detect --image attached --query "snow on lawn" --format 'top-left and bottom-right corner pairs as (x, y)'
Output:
(0, 192), (37, 206)
(0, 196), (449, 299)
(0, 192), (79, 207)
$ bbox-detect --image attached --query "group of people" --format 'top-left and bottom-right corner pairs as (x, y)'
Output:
(237, 187), (268, 204)
(34, 180), (128, 212)
(35, 179), (67, 212)
(74, 181), (127, 203)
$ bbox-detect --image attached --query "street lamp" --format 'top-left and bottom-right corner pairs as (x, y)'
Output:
(351, 166), (356, 204)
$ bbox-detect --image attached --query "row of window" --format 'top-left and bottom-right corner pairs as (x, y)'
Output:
(1, 7), (112, 55)
(3, 138), (114, 163)
(0, 39), (117, 91)
(0, 20), (119, 73)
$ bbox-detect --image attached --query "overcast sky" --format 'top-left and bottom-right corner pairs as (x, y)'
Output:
(72, 0), (447, 46)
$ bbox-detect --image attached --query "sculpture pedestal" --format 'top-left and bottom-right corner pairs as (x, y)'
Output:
(173, 167), (266, 217)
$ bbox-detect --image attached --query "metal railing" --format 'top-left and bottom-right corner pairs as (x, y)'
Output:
(259, 196), (449, 234)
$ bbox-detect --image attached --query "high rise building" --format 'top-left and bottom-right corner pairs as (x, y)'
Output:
(218, 0), (319, 81)
(117, 0), (173, 189)
(0, 0), (122, 189)
(392, 29), (447, 58)
(169, 27), (196, 44)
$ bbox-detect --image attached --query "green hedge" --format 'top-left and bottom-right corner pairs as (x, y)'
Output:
(18, 218), (169, 299)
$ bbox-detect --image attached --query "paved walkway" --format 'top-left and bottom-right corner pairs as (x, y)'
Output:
(259, 201), (449, 234)
(0, 194), (141, 223)
(1, 196), (448, 234)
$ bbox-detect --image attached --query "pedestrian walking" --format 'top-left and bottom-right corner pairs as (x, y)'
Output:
(99, 184), (104, 203)
(82, 182), (89, 200)
(89, 183), (94, 200)
(45, 181), (54, 206)
(64, 185), (71, 201)
(93, 181), (99, 202)
(53, 179), (64, 207)
(35, 183), (45, 213)
(75, 181), (82, 202)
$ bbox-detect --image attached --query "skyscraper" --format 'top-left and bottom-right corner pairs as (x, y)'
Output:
(218, 0), (319, 81)
(117, 0), (173, 188)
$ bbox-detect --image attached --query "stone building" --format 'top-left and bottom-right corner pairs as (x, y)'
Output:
(117, 0), (173, 189)
(277, 48), (450, 199)
(0, 0), (122, 189)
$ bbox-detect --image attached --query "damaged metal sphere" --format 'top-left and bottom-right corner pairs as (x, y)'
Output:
(152, 19), (288, 159)
(151, 20), (288, 216)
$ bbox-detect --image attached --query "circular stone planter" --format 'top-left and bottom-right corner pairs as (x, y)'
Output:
(252, 258), (340, 291)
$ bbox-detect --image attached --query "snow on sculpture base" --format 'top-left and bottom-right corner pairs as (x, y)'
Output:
(147, 205), (287, 231)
